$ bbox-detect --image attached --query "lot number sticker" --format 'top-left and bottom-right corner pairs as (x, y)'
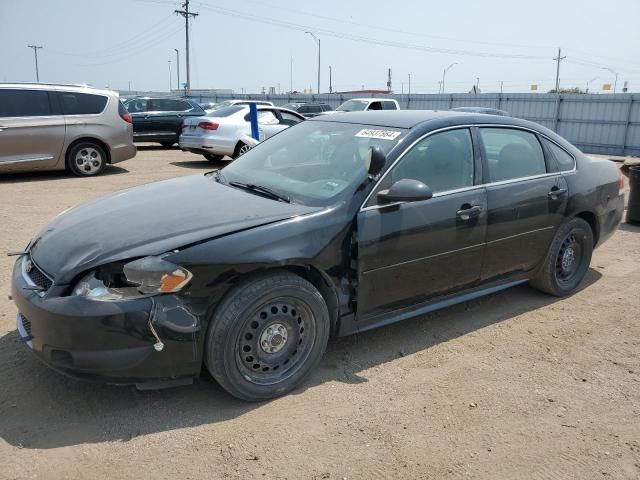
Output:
(355, 129), (401, 140)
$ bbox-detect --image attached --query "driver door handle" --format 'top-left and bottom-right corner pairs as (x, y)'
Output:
(548, 187), (568, 198)
(456, 205), (482, 221)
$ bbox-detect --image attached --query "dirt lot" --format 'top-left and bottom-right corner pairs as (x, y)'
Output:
(0, 147), (639, 480)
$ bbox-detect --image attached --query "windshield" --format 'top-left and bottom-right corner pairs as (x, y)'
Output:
(336, 100), (368, 112)
(220, 121), (406, 206)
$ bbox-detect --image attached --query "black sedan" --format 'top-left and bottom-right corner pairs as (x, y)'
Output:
(125, 96), (205, 147)
(11, 111), (624, 401)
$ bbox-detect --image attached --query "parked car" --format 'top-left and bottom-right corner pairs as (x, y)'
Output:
(0, 83), (135, 177)
(201, 100), (274, 113)
(12, 111), (624, 401)
(282, 102), (333, 118)
(322, 98), (400, 114)
(450, 106), (510, 116)
(124, 96), (205, 147)
(179, 105), (305, 161)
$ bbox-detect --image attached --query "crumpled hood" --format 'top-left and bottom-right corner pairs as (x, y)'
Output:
(30, 174), (320, 284)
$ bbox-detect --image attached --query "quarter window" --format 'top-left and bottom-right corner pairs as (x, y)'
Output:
(388, 128), (474, 194)
(59, 92), (108, 115)
(542, 138), (575, 171)
(280, 112), (302, 125)
(0, 89), (52, 117)
(479, 128), (546, 182)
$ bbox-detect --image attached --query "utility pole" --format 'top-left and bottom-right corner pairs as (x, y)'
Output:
(168, 60), (172, 92)
(329, 66), (332, 94)
(305, 32), (320, 94)
(174, 48), (180, 91)
(387, 68), (392, 93)
(290, 56), (293, 93)
(408, 73), (411, 95)
(553, 47), (566, 93)
(175, 1), (198, 94)
(27, 45), (43, 82)
(500, 81), (503, 94)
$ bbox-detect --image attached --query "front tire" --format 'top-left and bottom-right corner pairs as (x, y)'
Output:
(232, 142), (252, 159)
(66, 142), (107, 177)
(160, 141), (175, 148)
(203, 153), (223, 162)
(530, 217), (594, 296)
(205, 272), (330, 401)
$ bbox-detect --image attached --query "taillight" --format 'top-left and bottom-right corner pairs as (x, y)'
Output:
(618, 169), (625, 196)
(121, 112), (132, 124)
(198, 121), (219, 131)
(118, 101), (132, 123)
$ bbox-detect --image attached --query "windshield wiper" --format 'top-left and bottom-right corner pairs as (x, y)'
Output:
(229, 181), (291, 203)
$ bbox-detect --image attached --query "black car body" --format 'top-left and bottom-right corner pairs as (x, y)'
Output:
(12, 111), (624, 400)
(282, 102), (333, 118)
(125, 97), (205, 145)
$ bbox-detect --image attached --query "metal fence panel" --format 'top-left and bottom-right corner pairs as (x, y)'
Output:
(121, 90), (640, 156)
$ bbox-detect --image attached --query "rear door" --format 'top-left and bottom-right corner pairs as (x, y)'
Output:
(0, 88), (64, 170)
(126, 98), (151, 137)
(356, 127), (487, 320)
(478, 127), (569, 281)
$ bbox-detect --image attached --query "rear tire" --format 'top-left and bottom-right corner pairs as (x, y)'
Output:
(205, 271), (330, 402)
(160, 142), (175, 148)
(530, 217), (594, 296)
(66, 142), (107, 177)
(232, 142), (252, 159)
(203, 153), (223, 162)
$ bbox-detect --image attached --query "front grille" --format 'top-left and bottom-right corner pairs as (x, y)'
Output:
(19, 313), (32, 336)
(26, 260), (53, 290)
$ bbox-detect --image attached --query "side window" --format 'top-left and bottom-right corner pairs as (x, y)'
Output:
(542, 138), (575, 172)
(59, 92), (108, 115)
(0, 89), (52, 117)
(148, 99), (188, 112)
(125, 98), (148, 113)
(175, 100), (193, 111)
(368, 101), (383, 110)
(309, 105), (322, 113)
(257, 110), (279, 125)
(479, 128), (546, 182)
(388, 128), (474, 194)
(382, 101), (397, 110)
(279, 112), (302, 125)
(297, 106), (310, 114)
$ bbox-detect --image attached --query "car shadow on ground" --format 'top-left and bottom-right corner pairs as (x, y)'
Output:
(0, 166), (129, 184)
(618, 222), (640, 232)
(170, 159), (228, 170)
(0, 269), (602, 449)
(136, 144), (178, 151)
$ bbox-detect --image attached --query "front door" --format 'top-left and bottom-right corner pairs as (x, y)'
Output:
(478, 127), (569, 281)
(356, 127), (487, 320)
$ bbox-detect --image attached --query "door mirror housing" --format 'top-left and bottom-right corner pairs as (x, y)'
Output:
(377, 178), (433, 204)
(366, 146), (386, 176)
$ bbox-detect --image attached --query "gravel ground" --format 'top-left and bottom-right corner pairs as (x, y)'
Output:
(0, 148), (639, 480)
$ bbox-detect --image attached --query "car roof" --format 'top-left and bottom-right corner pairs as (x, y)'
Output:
(0, 82), (115, 95)
(308, 109), (543, 131)
(342, 98), (398, 102)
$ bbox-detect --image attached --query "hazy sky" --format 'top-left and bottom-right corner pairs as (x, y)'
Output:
(1, 0), (639, 94)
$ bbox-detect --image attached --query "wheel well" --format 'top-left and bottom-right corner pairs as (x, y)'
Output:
(65, 137), (112, 167)
(575, 211), (599, 246)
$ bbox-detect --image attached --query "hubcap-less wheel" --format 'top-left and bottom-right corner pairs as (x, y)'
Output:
(74, 147), (103, 175)
(236, 298), (314, 386)
(555, 233), (583, 284)
(238, 144), (252, 156)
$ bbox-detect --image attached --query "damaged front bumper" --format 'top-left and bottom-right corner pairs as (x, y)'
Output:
(11, 257), (204, 388)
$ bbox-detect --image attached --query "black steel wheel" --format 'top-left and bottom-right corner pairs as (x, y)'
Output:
(205, 271), (330, 401)
(530, 217), (593, 296)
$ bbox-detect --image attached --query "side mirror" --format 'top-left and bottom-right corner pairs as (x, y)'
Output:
(377, 178), (433, 204)
(366, 146), (386, 176)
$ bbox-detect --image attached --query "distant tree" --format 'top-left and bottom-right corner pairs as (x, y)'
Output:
(547, 87), (586, 94)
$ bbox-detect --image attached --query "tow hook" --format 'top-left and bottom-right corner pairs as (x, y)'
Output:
(148, 298), (165, 352)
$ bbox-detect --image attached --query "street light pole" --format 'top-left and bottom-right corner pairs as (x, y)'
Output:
(442, 62), (457, 94)
(27, 45), (43, 82)
(601, 67), (618, 94)
(168, 60), (172, 92)
(305, 31), (320, 94)
(174, 48), (180, 91)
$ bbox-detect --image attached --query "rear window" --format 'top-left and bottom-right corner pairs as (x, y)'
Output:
(207, 105), (245, 117)
(0, 89), (52, 117)
(59, 92), (108, 115)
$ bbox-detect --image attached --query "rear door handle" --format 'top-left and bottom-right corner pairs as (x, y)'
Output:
(456, 205), (482, 221)
(548, 188), (568, 198)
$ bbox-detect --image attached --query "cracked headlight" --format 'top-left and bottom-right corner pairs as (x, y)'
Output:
(72, 256), (193, 301)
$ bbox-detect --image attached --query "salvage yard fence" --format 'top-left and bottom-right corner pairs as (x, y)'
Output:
(123, 91), (640, 157)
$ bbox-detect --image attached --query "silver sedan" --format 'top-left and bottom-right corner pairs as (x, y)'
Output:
(179, 105), (305, 161)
